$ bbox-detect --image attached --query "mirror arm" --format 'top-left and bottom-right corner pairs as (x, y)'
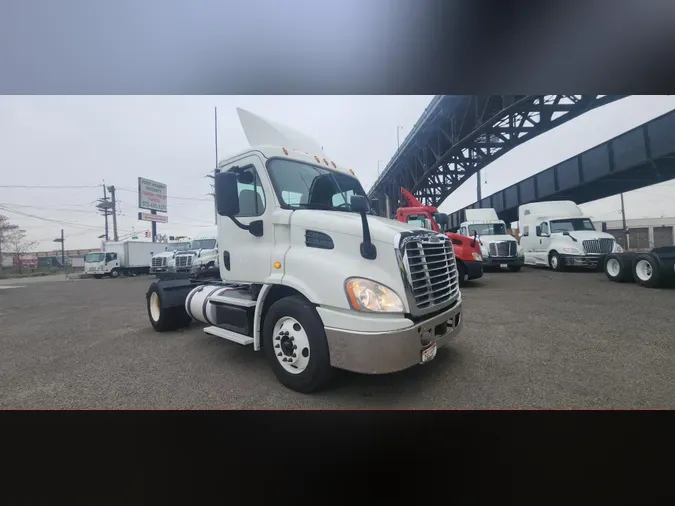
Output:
(359, 213), (377, 260)
(228, 216), (264, 238)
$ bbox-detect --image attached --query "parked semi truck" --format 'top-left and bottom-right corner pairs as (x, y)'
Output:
(458, 208), (523, 272)
(173, 232), (218, 273)
(150, 238), (192, 274)
(604, 247), (675, 288)
(519, 200), (622, 271)
(396, 187), (483, 285)
(145, 108), (463, 393)
(85, 240), (157, 278)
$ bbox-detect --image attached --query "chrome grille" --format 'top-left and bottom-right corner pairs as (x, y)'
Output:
(175, 255), (193, 268)
(488, 241), (517, 257)
(403, 235), (459, 310)
(582, 239), (614, 255)
(151, 257), (166, 267)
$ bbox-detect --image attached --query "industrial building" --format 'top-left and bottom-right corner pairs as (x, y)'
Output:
(593, 217), (675, 250)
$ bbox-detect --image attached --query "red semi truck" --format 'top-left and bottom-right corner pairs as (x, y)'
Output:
(396, 188), (484, 285)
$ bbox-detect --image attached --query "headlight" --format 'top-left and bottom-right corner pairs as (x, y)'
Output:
(472, 252), (482, 261)
(480, 246), (489, 257)
(517, 248), (524, 257)
(562, 247), (581, 254)
(345, 278), (404, 313)
(613, 243), (623, 253)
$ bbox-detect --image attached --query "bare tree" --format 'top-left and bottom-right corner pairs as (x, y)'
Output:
(0, 214), (20, 273)
(4, 228), (37, 274)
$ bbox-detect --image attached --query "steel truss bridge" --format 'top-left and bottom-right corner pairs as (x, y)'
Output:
(367, 95), (627, 214)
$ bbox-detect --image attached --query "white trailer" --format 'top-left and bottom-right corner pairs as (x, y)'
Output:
(145, 108), (464, 393)
(85, 240), (158, 278)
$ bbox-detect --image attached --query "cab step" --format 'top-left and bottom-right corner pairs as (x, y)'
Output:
(203, 325), (254, 346)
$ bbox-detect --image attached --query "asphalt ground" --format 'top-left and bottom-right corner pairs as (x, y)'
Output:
(1, 268), (674, 408)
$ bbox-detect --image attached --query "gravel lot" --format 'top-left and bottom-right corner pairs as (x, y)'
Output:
(1, 268), (674, 408)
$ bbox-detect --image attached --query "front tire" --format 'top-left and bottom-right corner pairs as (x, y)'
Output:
(633, 253), (662, 288)
(549, 251), (565, 272)
(457, 262), (467, 286)
(110, 268), (120, 279)
(146, 282), (192, 332)
(262, 295), (333, 393)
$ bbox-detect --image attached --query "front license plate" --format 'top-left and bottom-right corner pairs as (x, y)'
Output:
(500, 263), (508, 268)
(421, 343), (437, 363)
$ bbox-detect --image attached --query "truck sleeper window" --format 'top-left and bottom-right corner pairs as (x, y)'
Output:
(267, 159), (367, 212)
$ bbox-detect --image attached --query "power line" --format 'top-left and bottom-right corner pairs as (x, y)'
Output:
(0, 204), (134, 234)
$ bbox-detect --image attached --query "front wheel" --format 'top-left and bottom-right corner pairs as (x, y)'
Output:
(457, 262), (467, 286)
(262, 295), (333, 393)
(549, 252), (565, 272)
(110, 268), (120, 278)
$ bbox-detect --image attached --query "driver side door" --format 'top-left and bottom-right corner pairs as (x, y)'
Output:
(534, 221), (551, 265)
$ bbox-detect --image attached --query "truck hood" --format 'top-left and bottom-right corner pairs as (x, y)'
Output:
(291, 210), (423, 245)
(551, 230), (616, 241)
(480, 234), (517, 244)
(153, 252), (175, 259)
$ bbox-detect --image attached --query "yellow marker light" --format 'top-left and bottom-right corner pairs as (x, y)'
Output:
(323, 158), (329, 166)
(314, 155), (321, 163)
(349, 169), (355, 175)
(273, 262), (282, 269)
(282, 147), (289, 155)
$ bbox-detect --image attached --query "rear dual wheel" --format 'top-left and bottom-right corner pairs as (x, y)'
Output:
(633, 253), (663, 288)
(604, 253), (635, 283)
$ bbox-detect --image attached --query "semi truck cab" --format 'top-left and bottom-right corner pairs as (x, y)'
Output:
(150, 240), (191, 274)
(519, 200), (623, 270)
(459, 208), (523, 272)
(174, 234), (218, 273)
(145, 108), (464, 393)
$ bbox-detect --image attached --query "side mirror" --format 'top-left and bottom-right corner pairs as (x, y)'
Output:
(435, 213), (449, 228)
(215, 171), (240, 216)
(350, 195), (370, 214)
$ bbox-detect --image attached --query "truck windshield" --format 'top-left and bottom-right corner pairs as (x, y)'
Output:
(407, 217), (433, 230)
(191, 239), (216, 250)
(550, 218), (596, 233)
(166, 242), (190, 252)
(85, 253), (105, 262)
(468, 223), (506, 236)
(267, 158), (368, 212)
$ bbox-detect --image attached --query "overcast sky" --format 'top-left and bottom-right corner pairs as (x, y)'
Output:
(1, 95), (674, 251)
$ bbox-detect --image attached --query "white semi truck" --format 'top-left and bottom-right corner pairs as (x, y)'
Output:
(458, 208), (523, 272)
(146, 108), (464, 393)
(173, 232), (218, 273)
(150, 239), (192, 274)
(85, 240), (158, 278)
(518, 200), (622, 271)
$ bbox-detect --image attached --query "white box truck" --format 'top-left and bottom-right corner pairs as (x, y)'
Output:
(519, 200), (623, 271)
(85, 240), (158, 278)
(145, 108), (464, 393)
(459, 208), (523, 271)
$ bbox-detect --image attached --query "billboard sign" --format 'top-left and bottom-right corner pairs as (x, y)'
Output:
(138, 212), (168, 223)
(138, 177), (167, 213)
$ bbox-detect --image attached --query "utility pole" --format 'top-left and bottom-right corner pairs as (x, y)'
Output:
(107, 185), (119, 241)
(620, 192), (628, 249)
(53, 229), (65, 279)
(102, 183), (109, 240)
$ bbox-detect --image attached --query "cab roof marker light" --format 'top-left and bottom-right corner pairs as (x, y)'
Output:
(323, 158), (329, 166)
(349, 169), (355, 175)
(282, 147), (289, 155)
(331, 161), (337, 168)
(314, 155), (321, 163)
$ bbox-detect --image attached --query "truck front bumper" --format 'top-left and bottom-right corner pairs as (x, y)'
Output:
(322, 298), (463, 375)
(483, 256), (524, 268)
(150, 267), (174, 274)
(559, 254), (606, 267)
